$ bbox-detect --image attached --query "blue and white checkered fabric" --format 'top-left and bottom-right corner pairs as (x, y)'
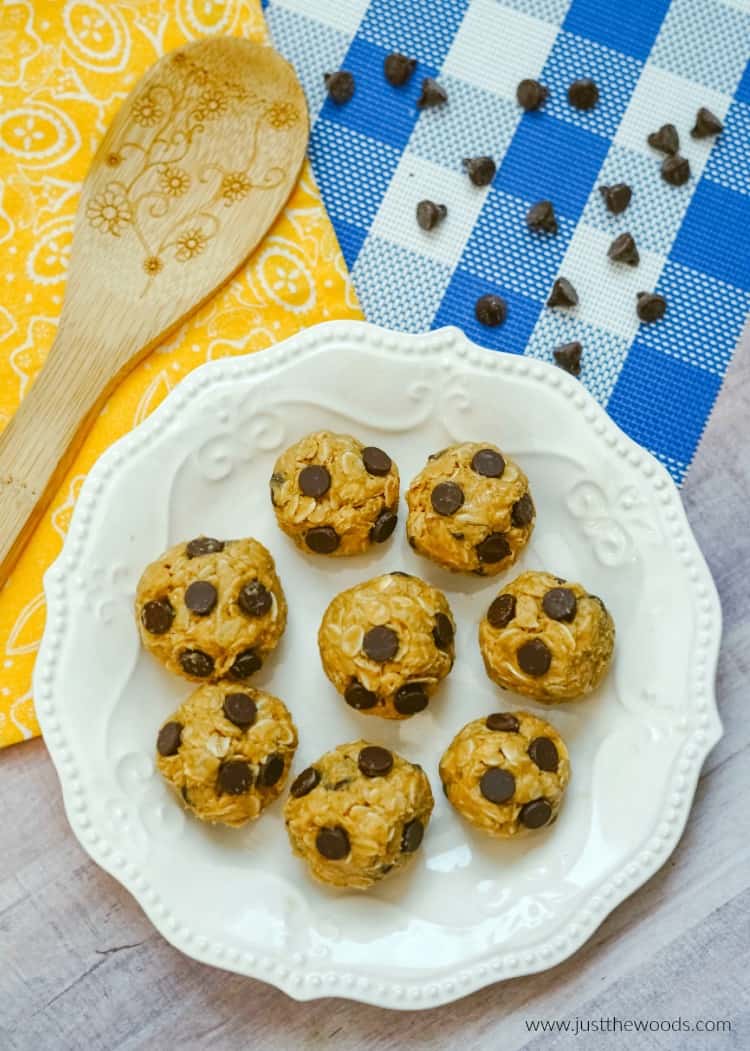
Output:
(264, 0), (750, 483)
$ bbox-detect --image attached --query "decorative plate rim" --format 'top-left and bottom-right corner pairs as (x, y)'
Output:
(34, 320), (722, 1009)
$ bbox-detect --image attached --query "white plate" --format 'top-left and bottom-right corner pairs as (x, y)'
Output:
(35, 321), (722, 1009)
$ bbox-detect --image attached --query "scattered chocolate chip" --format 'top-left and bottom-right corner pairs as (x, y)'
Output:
(476, 532), (511, 563)
(180, 649), (214, 677)
(608, 232), (639, 266)
(417, 77), (447, 108)
(299, 464), (331, 498)
(270, 472), (285, 486)
(186, 537), (224, 558)
(358, 745), (393, 777)
(543, 586), (577, 621)
(316, 825), (350, 859)
(471, 448), (505, 477)
(431, 481), (464, 515)
(480, 767), (516, 804)
(517, 638), (551, 676)
(547, 277), (578, 308)
(228, 648), (261, 679)
(184, 580), (217, 615)
(516, 78), (548, 110)
(157, 721), (182, 756)
(416, 200), (447, 230)
(362, 625), (399, 662)
(362, 446), (392, 475)
(223, 692), (257, 728)
(305, 526), (340, 554)
(218, 759), (253, 795)
(401, 818), (424, 853)
(259, 753), (284, 788)
(661, 154), (690, 186)
(432, 611), (454, 650)
(370, 509), (398, 543)
(636, 291), (667, 323)
(290, 766), (320, 798)
(486, 712), (520, 732)
(511, 492), (535, 528)
(395, 682), (428, 715)
(463, 155), (496, 187)
(332, 778), (352, 791)
(528, 737), (559, 772)
(238, 580), (272, 617)
(526, 200), (557, 234)
(324, 70), (354, 104)
(384, 52), (416, 87)
(599, 182), (632, 214)
(568, 78), (598, 109)
(647, 123), (679, 155)
(141, 598), (174, 634)
(691, 106), (723, 138)
(487, 593), (516, 628)
(520, 797), (553, 828)
(554, 341), (582, 376)
(475, 293), (507, 327)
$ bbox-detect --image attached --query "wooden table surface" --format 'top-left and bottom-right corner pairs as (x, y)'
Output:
(1, 330), (748, 1051)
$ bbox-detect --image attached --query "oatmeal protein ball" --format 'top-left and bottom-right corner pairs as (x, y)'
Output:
(136, 536), (287, 683)
(479, 570), (615, 702)
(270, 431), (400, 556)
(156, 683), (297, 827)
(284, 740), (434, 888)
(406, 442), (535, 574)
(318, 572), (456, 719)
(440, 711), (570, 837)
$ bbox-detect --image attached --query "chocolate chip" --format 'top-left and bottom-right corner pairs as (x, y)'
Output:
(270, 472), (285, 485)
(568, 78), (598, 109)
(487, 593), (516, 628)
(394, 682), (428, 715)
(516, 78), (548, 110)
(238, 580), (272, 617)
(390, 570), (413, 577)
(543, 586), (577, 622)
(463, 156), (496, 187)
(526, 200), (557, 234)
(661, 154), (690, 186)
(431, 481), (464, 515)
(636, 292), (667, 323)
(608, 232), (639, 266)
(691, 106), (722, 138)
(517, 638), (551, 676)
(599, 183), (632, 214)
(345, 680), (377, 709)
(486, 712), (520, 732)
(180, 649), (214, 677)
(432, 611), (454, 650)
(157, 721), (182, 756)
(228, 648), (261, 679)
(141, 598), (174, 634)
(480, 767), (516, 804)
(370, 509), (398, 543)
(299, 464), (331, 498)
(362, 446), (392, 475)
(223, 692), (257, 728)
(475, 293), (507, 327)
(305, 526), (340, 553)
(358, 745), (393, 777)
(362, 625), (399, 662)
(511, 492), (535, 528)
(316, 825), (350, 859)
(520, 797), (553, 828)
(528, 737), (559, 773)
(186, 537), (224, 558)
(184, 580), (217, 615)
(401, 818), (424, 853)
(647, 123), (679, 155)
(471, 448), (505, 477)
(476, 532), (511, 563)
(324, 70), (354, 104)
(218, 759), (253, 795)
(290, 766), (320, 798)
(416, 200), (447, 231)
(554, 341), (582, 376)
(259, 753), (284, 787)
(384, 52), (416, 87)
(417, 77), (447, 108)
(547, 277), (578, 308)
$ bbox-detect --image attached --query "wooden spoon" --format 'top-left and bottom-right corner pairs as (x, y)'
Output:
(0, 37), (308, 586)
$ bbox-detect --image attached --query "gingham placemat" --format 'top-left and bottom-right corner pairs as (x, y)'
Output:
(264, 0), (750, 483)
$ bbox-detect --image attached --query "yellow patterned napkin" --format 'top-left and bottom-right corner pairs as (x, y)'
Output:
(0, 0), (362, 748)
